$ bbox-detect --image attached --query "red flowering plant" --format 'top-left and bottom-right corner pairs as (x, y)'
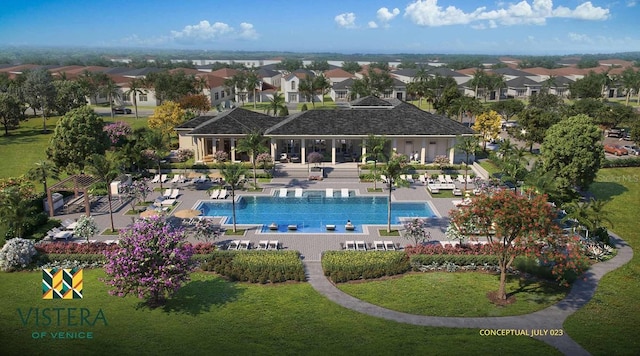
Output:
(35, 241), (118, 254)
(449, 189), (587, 301)
(103, 216), (195, 307)
(190, 242), (218, 254)
(103, 121), (132, 146)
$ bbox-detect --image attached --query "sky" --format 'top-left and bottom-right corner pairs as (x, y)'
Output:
(0, 0), (639, 55)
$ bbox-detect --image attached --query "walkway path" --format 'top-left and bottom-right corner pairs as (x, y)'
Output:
(303, 234), (633, 356)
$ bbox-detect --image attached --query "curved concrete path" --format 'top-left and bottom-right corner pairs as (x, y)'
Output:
(303, 234), (633, 356)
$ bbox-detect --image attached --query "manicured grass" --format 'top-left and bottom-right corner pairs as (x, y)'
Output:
(564, 167), (640, 355)
(367, 188), (383, 192)
(0, 270), (559, 355)
(478, 160), (501, 178)
(224, 229), (246, 236)
(338, 272), (567, 317)
(378, 229), (400, 236)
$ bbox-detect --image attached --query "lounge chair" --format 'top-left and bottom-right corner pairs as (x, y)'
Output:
(406, 175), (414, 183)
(217, 189), (227, 199)
(325, 188), (333, 198)
(170, 175), (180, 183)
(160, 174), (168, 183)
(258, 240), (269, 250)
(345, 221), (355, 231)
(355, 241), (367, 251)
(210, 190), (220, 199)
(169, 189), (180, 199)
(453, 188), (463, 196)
(384, 241), (396, 250)
(457, 175), (466, 183)
(163, 188), (173, 198)
(445, 175), (454, 184)
(160, 198), (176, 206)
(341, 188), (349, 198)
(268, 222), (278, 230)
(268, 241), (279, 250)
(419, 175), (427, 185)
(438, 175), (446, 184)
(228, 240), (240, 250)
(380, 175), (388, 183)
(279, 188), (288, 197)
(345, 241), (356, 250)
(194, 175), (207, 183)
(287, 224), (297, 231)
(326, 224), (336, 231)
(295, 188), (303, 197)
(373, 241), (385, 251)
(239, 240), (251, 250)
(151, 174), (160, 183)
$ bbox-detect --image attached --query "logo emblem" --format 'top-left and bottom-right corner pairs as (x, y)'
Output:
(42, 268), (83, 299)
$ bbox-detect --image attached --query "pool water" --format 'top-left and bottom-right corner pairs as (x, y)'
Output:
(196, 190), (436, 233)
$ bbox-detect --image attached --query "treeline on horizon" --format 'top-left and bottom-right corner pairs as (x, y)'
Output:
(1, 46), (639, 70)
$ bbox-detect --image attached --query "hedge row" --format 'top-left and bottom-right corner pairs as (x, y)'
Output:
(37, 253), (107, 264)
(201, 250), (305, 283)
(409, 254), (499, 270)
(602, 157), (640, 168)
(322, 251), (410, 283)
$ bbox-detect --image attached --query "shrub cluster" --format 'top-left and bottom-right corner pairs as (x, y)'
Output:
(37, 253), (107, 269)
(322, 251), (410, 283)
(602, 157), (640, 168)
(409, 254), (499, 271)
(35, 241), (119, 254)
(190, 242), (218, 254)
(0, 238), (37, 272)
(405, 243), (494, 256)
(201, 250), (305, 283)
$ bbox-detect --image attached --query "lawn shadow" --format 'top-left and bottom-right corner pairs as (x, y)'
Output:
(160, 277), (245, 316)
(588, 181), (628, 201)
(0, 128), (49, 145)
(505, 275), (567, 303)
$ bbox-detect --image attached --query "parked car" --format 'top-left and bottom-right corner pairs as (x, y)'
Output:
(607, 128), (622, 138)
(623, 145), (639, 155)
(112, 106), (132, 114)
(604, 144), (628, 156)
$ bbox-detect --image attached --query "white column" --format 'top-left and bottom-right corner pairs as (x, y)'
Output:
(331, 139), (336, 165)
(420, 138), (426, 165)
(231, 138), (236, 162)
(361, 145), (367, 163)
(301, 139), (306, 164)
(270, 138), (276, 160)
(448, 141), (455, 164)
(392, 138), (398, 153)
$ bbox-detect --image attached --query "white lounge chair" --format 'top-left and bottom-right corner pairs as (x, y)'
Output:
(239, 240), (250, 250)
(279, 188), (287, 197)
(356, 241), (367, 251)
(170, 175), (180, 183)
(341, 188), (349, 198)
(268, 241), (279, 250)
(160, 174), (168, 183)
(380, 174), (388, 183)
(345, 241), (356, 250)
(160, 198), (176, 206)
(151, 174), (160, 183)
(169, 189), (180, 199)
(228, 240), (240, 250)
(445, 175), (454, 184)
(384, 241), (396, 250)
(210, 190), (220, 199)
(438, 175), (446, 184)
(295, 188), (303, 197)
(163, 188), (172, 198)
(457, 175), (466, 183)
(419, 175), (427, 185)
(373, 241), (385, 251)
(258, 240), (269, 250)
(406, 175), (415, 183)
(325, 188), (333, 198)
(217, 189), (227, 199)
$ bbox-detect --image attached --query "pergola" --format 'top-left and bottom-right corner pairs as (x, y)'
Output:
(46, 174), (98, 217)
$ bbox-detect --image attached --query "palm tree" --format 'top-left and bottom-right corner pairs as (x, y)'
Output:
(124, 78), (146, 119)
(298, 75), (316, 108)
(362, 134), (389, 190)
(266, 92), (286, 116)
(470, 69), (486, 100)
(0, 186), (38, 238)
(219, 162), (248, 233)
(86, 154), (120, 232)
(486, 73), (506, 101)
(380, 154), (409, 233)
(145, 130), (169, 189)
(245, 71), (260, 108)
(541, 75), (557, 95)
(100, 78), (121, 120)
(454, 136), (479, 192)
(620, 68), (639, 106)
(236, 132), (269, 188)
(26, 160), (59, 193)
(314, 74), (331, 106)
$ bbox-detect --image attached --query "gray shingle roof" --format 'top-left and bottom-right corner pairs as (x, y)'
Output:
(506, 77), (541, 88)
(185, 108), (282, 135)
(492, 67), (533, 77)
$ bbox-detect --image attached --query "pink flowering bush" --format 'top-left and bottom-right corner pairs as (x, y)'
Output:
(120, 179), (152, 211)
(307, 151), (324, 165)
(175, 149), (194, 162)
(103, 122), (132, 146)
(256, 153), (273, 169)
(36, 241), (119, 254)
(403, 218), (431, 245)
(213, 150), (228, 162)
(103, 216), (195, 306)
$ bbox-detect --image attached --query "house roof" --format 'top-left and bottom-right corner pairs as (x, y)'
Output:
(183, 107), (282, 135)
(350, 96), (394, 107)
(195, 73), (226, 88)
(332, 78), (354, 90)
(210, 68), (239, 78)
(428, 67), (466, 77)
(264, 98), (474, 136)
(256, 68), (280, 78)
(490, 67), (532, 77)
(323, 68), (355, 78)
(391, 68), (419, 77)
(505, 77), (541, 88)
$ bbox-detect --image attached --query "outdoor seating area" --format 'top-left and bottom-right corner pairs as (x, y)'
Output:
(256, 240), (280, 250)
(210, 189), (227, 199)
(343, 240), (367, 251)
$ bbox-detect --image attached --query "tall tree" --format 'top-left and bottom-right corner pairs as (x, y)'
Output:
(449, 189), (584, 301)
(236, 132), (269, 188)
(469, 69), (486, 100)
(23, 68), (56, 132)
(26, 160), (59, 193)
(0, 186), (38, 239)
(472, 110), (501, 151)
(86, 154), (120, 232)
(569, 71), (606, 99)
(144, 130), (169, 190)
(46, 106), (110, 171)
(380, 154), (409, 232)
(124, 78), (147, 119)
(490, 99), (525, 122)
(298, 75), (316, 107)
(104, 216), (194, 307)
(100, 78), (121, 120)
(245, 71), (260, 108)
(219, 162), (248, 233)
(454, 136), (479, 192)
(52, 79), (87, 115)
(266, 92), (286, 116)
(314, 74), (331, 105)
(0, 92), (22, 135)
(541, 114), (604, 193)
(363, 134), (389, 190)
(342, 61), (362, 74)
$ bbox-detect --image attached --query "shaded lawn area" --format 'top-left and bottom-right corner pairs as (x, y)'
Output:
(0, 269), (559, 355)
(337, 272), (567, 317)
(564, 167), (640, 355)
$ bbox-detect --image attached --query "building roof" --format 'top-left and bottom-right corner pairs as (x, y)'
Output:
(210, 68), (239, 78)
(323, 68), (355, 78)
(256, 68), (280, 78)
(332, 78), (354, 90)
(195, 73), (226, 88)
(491, 67), (532, 77)
(183, 107), (282, 135)
(505, 76), (541, 88)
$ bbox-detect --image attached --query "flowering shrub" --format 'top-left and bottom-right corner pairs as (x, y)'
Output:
(103, 216), (195, 306)
(307, 152), (324, 165)
(403, 218), (430, 245)
(256, 153), (273, 169)
(191, 242), (217, 254)
(0, 238), (37, 272)
(192, 218), (220, 241)
(35, 241), (118, 254)
(433, 155), (449, 166)
(404, 243), (494, 256)
(213, 150), (228, 162)
(175, 149), (194, 162)
(103, 122), (132, 146)
(120, 179), (152, 211)
(74, 215), (99, 243)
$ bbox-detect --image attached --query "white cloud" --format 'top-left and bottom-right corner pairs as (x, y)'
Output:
(123, 20), (259, 46)
(335, 12), (357, 28)
(377, 7), (400, 22)
(368, 21), (379, 28)
(628, 1), (637, 7)
(404, 0), (610, 28)
(568, 32), (594, 43)
(238, 23), (259, 40)
(170, 21), (233, 41)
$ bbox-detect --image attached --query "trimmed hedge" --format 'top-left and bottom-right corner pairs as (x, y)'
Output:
(322, 251), (410, 283)
(37, 253), (107, 264)
(201, 250), (305, 283)
(602, 157), (640, 168)
(409, 254), (499, 270)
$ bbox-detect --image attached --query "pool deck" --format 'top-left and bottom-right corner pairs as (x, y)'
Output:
(49, 173), (465, 261)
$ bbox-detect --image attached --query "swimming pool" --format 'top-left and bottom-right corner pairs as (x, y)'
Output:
(195, 190), (437, 233)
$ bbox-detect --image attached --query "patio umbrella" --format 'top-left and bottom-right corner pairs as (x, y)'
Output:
(174, 209), (202, 219)
(140, 210), (159, 218)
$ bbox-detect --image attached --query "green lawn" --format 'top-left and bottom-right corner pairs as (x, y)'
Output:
(0, 269), (559, 355)
(564, 167), (640, 355)
(338, 272), (567, 317)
